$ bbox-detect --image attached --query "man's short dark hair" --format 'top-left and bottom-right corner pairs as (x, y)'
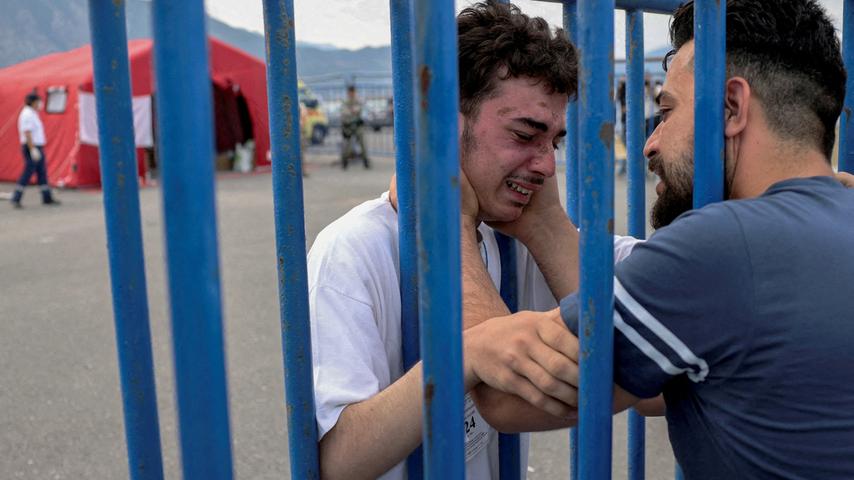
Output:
(667, 0), (846, 158)
(25, 93), (41, 106)
(457, 1), (578, 117)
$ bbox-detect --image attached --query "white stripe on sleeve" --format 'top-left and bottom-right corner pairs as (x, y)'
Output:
(614, 278), (709, 382)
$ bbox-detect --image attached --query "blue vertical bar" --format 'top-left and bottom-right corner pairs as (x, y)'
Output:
(261, 1), (320, 479)
(625, 9), (646, 242)
(564, 1), (580, 226)
(562, 4), (580, 479)
(87, 2), (164, 479)
(693, 0), (726, 207)
(840, 0), (854, 173)
(412, 0), (464, 478)
(495, 232), (521, 480)
(390, 0), (422, 478)
(498, 433), (521, 480)
(688, 2), (725, 476)
(151, 2), (232, 479)
(625, 9), (647, 480)
(495, 4), (525, 479)
(577, 1), (616, 479)
(615, 0), (683, 13)
(628, 410), (646, 480)
(675, 464), (685, 480)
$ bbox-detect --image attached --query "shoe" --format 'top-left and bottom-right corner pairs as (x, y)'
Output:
(11, 200), (22, 209)
(44, 199), (61, 206)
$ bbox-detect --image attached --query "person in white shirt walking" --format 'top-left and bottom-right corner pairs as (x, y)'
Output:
(11, 92), (60, 209)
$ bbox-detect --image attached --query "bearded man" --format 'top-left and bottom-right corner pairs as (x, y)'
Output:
(470, 1), (854, 478)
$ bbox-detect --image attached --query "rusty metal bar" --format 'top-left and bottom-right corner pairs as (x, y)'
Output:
(87, 1), (164, 478)
(576, 0), (617, 478)
(412, 0), (465, 477)
(261, 0), (320, 478)
(150, 0), (233, 478)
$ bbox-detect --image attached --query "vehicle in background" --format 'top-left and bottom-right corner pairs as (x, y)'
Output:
(364, 97), (394, 131)
(323, 99), (343, 128)
(298, 80), (329, 145)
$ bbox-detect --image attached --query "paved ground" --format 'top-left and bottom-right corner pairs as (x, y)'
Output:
(0, 152), (675, 479)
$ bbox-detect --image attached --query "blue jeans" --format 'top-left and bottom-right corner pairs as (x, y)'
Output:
(12, 145), (53, 204)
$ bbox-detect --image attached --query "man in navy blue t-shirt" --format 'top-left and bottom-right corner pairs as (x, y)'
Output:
(560, 175), (854, 478)
(461, 1), (854, 478)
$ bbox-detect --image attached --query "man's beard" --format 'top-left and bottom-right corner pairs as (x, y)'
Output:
(649, 152), (695, 229)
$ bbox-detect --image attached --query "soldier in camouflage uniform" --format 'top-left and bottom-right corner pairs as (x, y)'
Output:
(340, 85), (370, 169)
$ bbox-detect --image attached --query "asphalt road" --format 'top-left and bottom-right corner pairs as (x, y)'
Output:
(0, 151), (674, 479)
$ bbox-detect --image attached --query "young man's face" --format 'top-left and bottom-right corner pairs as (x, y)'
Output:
(461, 76), (567, 222)
(644, 42), (696, 229)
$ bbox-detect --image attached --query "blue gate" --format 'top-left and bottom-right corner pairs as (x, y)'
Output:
(84, 0), (853, 479)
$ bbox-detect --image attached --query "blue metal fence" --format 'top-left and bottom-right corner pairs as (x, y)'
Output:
(262, 0), (320, 478)
(412, 1), (465, 478)
(87, 0), (738, 479)
(842, 0), (854, 174)
(86, 2), (163, 479)
(576, 2), (618, 477)
(625, 8), (648, 480)
(693, 0), (727, 207)
(151, 1), (233, 478)
(389, 0), (423, 478)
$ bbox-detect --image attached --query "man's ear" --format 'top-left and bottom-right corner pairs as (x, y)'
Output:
(724, 77), (750, 138)
(459, 113), (467, 138)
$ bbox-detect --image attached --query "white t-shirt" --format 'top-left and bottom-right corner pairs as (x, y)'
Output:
(307, 192), (640, 479)
(18, 105), (46, 146)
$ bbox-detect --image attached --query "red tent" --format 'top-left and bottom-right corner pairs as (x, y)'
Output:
(0, 38), (271, 188)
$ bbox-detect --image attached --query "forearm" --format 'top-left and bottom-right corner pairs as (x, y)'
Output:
(461, 219), (510, 328)
(521, 213), (579, 300)
(462, 221), (581, 429)
(478, 384), (646, 433)
(25, 131), (35, 150)
(319, 364), (424, 480)
(320, 358), (483, 480)
(461, 221), (560, 429)
(473, 386), (576, 432)
(633, 395), (665, 417)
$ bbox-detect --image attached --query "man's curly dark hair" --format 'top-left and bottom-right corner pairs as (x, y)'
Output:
(667, 0), (846, 159)
(457, 1), (578, 118)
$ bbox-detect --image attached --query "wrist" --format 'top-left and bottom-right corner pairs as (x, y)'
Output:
(520, 210), (575, 252)
(461, 214), (479, 232)
(462, 329), (482, 391)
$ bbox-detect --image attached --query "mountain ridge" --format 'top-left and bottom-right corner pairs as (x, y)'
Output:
(0, 0), (392, 82)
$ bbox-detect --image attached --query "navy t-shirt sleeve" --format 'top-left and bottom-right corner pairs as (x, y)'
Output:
(561, 204), (754, 398)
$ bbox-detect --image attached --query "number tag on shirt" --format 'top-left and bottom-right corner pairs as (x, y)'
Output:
(463, 393), (490, 462)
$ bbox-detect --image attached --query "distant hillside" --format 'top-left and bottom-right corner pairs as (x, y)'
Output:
(0, 0), (391, 81)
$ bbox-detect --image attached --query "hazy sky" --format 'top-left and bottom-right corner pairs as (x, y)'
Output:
(205, 0), (846, 56)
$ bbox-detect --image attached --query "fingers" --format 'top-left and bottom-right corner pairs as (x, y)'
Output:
(513, 350), (578, 407)
(468, 310), (580, 414)
(499, 313), (579, 406)
(528, 340), (578, 390)
(496, 371), (577, 418)
(540, 312), (579, 362)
